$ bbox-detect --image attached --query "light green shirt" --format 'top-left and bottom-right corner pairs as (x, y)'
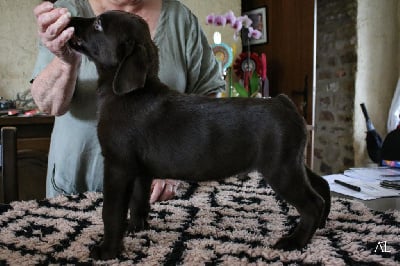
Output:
(31, 0), (225, 197)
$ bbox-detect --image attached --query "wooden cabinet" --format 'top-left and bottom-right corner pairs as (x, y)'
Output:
(0, 116), (54, 203)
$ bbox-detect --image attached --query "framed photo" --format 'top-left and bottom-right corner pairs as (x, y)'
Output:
(243, 7), (268, 46)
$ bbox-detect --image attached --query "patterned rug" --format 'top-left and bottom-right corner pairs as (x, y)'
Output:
(0, 173), (399, 265)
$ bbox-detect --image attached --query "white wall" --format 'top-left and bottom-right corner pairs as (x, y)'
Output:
(0, 0), (42, 99)
(354, 0), (400, 166)
(0, 0), (240, 100)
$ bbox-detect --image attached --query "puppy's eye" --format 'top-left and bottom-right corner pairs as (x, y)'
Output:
(94, 19), (103, 31)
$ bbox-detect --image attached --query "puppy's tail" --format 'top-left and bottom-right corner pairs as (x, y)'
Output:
(306, 166), (331, 228)
(276, 94), (299, 110)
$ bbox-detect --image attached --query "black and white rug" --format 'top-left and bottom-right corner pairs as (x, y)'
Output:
(0, 174), (399, 265)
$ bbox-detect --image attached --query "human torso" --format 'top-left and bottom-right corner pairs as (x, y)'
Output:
(40, 0), (223, 196)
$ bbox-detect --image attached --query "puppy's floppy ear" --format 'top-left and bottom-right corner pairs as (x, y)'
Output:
(112, 44), (148, 95)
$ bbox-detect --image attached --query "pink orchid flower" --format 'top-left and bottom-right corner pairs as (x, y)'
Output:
(224, 10), (236, 25)
(248, 27), (262, 39)
(206, 14), (215, 25)
(214, 15), (227, 26)
(206, 11), (260, 40)
(240, 15), (253, 28)
(232, 19), (243, 32)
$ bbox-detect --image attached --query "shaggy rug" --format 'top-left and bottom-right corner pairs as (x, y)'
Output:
(0, 174), (399, 265)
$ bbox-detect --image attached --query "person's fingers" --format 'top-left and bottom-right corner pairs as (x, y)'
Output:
(35, 6), (76, 62)
(45, 26), (73, 51)
(150, 179), (181, 203)
(44, 10), (71, 40)
(35, 4), (65, 35)
(149, 180), (165, 204)
(34, 1), (72, 55)
(158, 183), (176, 202)
(33, 1), (54, 21)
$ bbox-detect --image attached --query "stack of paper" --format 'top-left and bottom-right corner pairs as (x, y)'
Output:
(323, 167), (400, 200)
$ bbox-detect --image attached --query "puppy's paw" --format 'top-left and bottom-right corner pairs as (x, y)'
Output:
(127, 217), (149, 234)
(90, 243), (121, 260)
(273, 236), (306, 251)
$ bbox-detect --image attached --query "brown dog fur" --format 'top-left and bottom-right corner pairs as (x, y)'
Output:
(67, 11), (331, 260)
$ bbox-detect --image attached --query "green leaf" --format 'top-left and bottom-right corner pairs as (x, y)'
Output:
(249, 72), (260, 96)
(233, 82), (248, 97)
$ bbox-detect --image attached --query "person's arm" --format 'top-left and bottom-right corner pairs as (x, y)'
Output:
(185, 13), (226, 96)
(30, 1), (81, 116)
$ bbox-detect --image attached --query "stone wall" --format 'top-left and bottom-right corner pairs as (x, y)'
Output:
(314, 0), (358, 174)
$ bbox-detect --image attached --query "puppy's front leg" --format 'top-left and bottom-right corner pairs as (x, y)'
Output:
(128, 177), (152, 233)
(90, 160), (133, 260)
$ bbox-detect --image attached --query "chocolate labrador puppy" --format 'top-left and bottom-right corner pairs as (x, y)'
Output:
(67, 11), (331, 260)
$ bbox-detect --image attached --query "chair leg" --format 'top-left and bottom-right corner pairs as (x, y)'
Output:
(1, 127), (18, 203)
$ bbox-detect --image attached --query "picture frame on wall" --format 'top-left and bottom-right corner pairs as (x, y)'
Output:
(243, 6), (268, 46)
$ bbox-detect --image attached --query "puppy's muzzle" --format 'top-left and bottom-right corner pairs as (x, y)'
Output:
(69, 35), (83, 48)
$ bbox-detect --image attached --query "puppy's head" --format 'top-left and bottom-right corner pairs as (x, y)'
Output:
(68, 11), (159, 95)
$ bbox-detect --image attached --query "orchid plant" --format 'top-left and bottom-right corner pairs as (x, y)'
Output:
(206, 11), (267, 98)
(206, 11), (262, 41)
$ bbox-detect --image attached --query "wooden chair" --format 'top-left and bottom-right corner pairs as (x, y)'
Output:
(1, 127), (17, 203)
(1, 126), (50, 204)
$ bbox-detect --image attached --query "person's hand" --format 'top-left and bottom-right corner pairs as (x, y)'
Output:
(150, 179), (180, 204)
(33, 1), (80, 64)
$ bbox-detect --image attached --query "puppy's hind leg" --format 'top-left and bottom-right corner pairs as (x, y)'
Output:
(90, 160), (133, 260)
(263, 165), (325, 250)
(127, 177), (152, 233)
(306, 166), (331, 228)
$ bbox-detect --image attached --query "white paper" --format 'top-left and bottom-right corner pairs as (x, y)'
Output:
(344, 167), (400, 181)
(323, 174), (400, 200)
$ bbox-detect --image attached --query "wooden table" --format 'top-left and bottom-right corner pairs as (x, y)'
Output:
(0, 115), (54, 203)
(0, 116), (54, 152)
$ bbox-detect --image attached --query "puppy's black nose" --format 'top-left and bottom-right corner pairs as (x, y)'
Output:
(69, 34), (82, 49)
